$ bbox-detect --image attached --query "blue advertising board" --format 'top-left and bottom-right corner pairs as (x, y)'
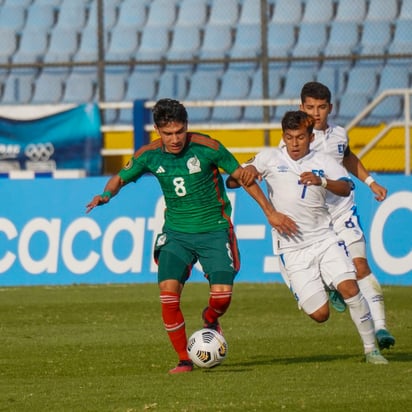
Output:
(0, 104), (102, 176)
(0, 174), (411, 286)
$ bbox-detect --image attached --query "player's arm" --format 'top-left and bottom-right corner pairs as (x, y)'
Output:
(226, 165), (262, 188)
(299, 171), (353, 197)
(229, 167), (298, 236)
(85, 174), (127, 213)
(343, 147), (387, 202)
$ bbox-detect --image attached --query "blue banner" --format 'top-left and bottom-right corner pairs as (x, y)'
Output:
(0, 174), (411, 286)
(0, 104), (102, 175)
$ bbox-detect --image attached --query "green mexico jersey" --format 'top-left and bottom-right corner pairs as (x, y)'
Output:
(118, 133), (240, 233)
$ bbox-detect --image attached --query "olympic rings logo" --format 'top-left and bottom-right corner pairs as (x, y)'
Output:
(24, 143), (55, 161)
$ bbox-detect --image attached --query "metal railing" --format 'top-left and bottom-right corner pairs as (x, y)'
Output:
(346, 89), (412, 175)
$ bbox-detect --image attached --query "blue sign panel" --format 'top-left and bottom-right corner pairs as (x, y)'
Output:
(0, 174), (411, 286)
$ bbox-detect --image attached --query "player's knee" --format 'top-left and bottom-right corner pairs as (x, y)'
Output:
(309, 304), (329, 323)
(337, 279), (360, 299)
(353, 257), (371, 279)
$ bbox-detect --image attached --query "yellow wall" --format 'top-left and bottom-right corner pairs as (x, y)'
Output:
(103, 126), (412, 175)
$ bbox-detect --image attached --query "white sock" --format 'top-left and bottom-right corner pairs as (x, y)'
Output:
(345, 292), (376, 354)
(357, 273), (386, 332)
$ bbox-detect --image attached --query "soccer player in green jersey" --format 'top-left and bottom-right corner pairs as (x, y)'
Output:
(86, 98), (297, 373)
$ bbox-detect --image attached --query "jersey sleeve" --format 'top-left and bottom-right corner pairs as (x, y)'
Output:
(214, 140), (240, 174)
(118, 153), (148, 183)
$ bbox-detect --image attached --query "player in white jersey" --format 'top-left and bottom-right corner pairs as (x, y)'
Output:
(227, 111), (388, 364)
(299, 81), (395, 351)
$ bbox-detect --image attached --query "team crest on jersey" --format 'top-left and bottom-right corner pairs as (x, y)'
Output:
(187, 156), (201, 174)
(123, 158), (134, 170)
(156, 233), (167, 247)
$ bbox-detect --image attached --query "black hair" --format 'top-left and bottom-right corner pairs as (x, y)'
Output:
(281, 111), (315, 134)
(300, 81), (332, 104)
(152, 98), (188, 127)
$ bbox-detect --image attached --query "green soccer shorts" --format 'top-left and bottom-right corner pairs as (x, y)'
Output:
(154, 228), (240, 285)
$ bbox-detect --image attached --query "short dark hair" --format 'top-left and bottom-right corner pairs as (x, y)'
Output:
(281, 111), (315, 134)
(300, 81), (331, 104)
(152, 98), (188, 127)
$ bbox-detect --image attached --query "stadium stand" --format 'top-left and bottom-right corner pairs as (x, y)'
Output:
(364, 0), (398, 22)
(44, 27), (78, 63)
(333, 0), (368, 23)
(0, 5), (27, 31)
(323, 21), (360, 57)
(174, 0), (208, 27)
(291, 22), (329, 58)
(1, 0), (411, 131)
(300, 0), (334, 24)
(270, 0), (303, 24)
(12, 29), (49, 64)
(0, 29), (18, 64)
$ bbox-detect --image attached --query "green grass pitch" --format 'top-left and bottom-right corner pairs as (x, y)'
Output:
(0, 282), (410, 411)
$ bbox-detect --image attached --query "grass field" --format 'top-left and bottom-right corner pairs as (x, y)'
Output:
(0, 283), (410, 411)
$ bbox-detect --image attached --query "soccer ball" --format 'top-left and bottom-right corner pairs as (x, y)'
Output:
(187, 328), (228, 368)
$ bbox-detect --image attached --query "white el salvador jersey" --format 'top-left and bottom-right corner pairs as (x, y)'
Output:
(311, 125), (355, 221)
(249, 146), (351, 253)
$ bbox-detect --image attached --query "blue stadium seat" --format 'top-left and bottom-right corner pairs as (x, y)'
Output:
(1, 68), (37, 104)
(44, 27), (78, 63)
(0, 28), (18, 64)
(301, 0), (333, 23)
(55, 3), (88, 30)
(343, 66), (379, 99)
(324, 22), (359, 57)
(3, 0), (32, 6)
(73, 25), (108, 62)
(125, 68), (159, 102)
(175, 0), (208, 27)
(369, 64), (411, 122)
(167, 26), (202, 61)
(105, 71), (127, 102)
(364, 0), (398, 22)
(398, 0), (412, 20)
(87, 1), (118, 30)
(198, 24), (233, 60)
(134, 26), (170, 62)
(270, 0), (302, 24)
(388, 20), (412, 55)
(115, 0), (148, 30)
(12, 30), (49, 64)
(229, 23), (261, 69)
(315, 64), (347, 96)
(242, 71), (265, 122)
(334, 0), (367, 23)
(243, 68), (283, 122)
(337, 94), (370, 124)
(292, 22), (328, 58)
(0, 5), (26, 31)
(144, 0), (178, 28)
(106, 27), (139, 61)
(62, 69), (97, 103)
(207, 0), (239, 26)
(267, 23), (296, 58)
(211, 69), (252, 122)
(186, 71), (221, 122)
(156, 69), (190, 101)
(273, 64), (316, 121)
(33, 0), (62, 6)
(117, 68), (159, 124)
(238, 0), (262, 25)
(358, 21), (392, 56)
(31, 69), (65, 104)
(24, 4), (56, 32)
